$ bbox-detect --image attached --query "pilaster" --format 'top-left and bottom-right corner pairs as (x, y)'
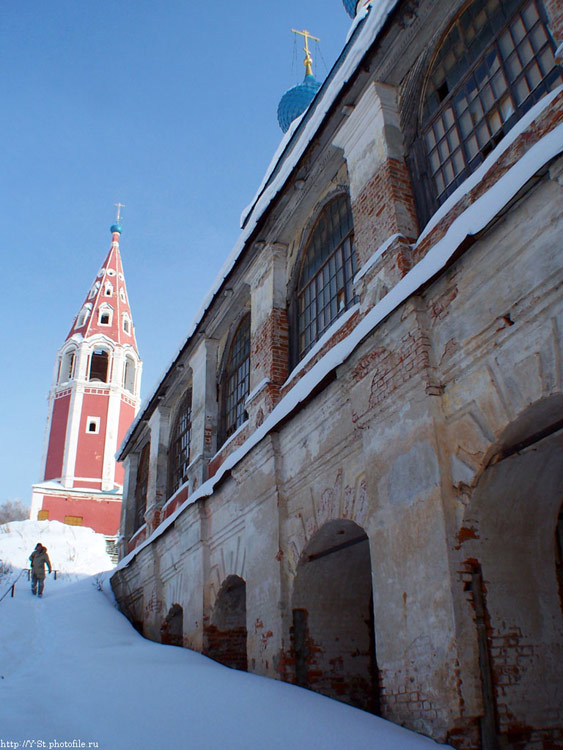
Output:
(119, 452), (139, 553)
(544, 0), (563, 49)
(333, 81), (418, 280)
(188, 337), (219, 491)
(144, 406), (171, 532)
(247, 243), (289, 427)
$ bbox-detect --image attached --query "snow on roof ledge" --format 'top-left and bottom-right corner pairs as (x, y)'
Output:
(115, 118), (563, 571)
(240, 0), (399, 230)
(118, 0), (400, 458)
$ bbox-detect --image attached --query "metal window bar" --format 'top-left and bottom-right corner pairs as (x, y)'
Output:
(421, 0), (561, 208)
(297, 197), (356, 361)
(224, 317), (251, 440)
(169, 392), (192, 494)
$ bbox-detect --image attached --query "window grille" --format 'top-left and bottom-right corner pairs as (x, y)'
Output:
(413, 0), (561, 218)
(134, 442), (150, 532)
(220, 315), (251, 443)
(168, 389), (192, 495)
(296, 195), (356, 361)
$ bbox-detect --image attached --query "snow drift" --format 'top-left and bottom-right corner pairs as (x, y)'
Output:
(0, 521), (451, 748)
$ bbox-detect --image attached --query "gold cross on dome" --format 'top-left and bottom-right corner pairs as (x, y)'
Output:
(291, 28), (320, 77)
(114, 202), (125, 222)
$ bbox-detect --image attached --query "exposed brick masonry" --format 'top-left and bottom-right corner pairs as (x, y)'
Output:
(353, 156), (419, 268)
(251, 307), (289, 409)
(544, 0), (563, 46)
(413, 91), (563, 265)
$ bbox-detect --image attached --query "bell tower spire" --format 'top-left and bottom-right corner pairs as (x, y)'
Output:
(31, 215), (143, 541)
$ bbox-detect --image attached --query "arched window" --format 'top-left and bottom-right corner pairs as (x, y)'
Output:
(123, 356), (136, 393)
(220, 315), (251, 444)
(411, 0), (561, 220)
(134, 442), (150, 532)
(99, 304), (113, 326)
(122, 314), (131, 335)
(88, 281), (100, 300)
(168, 389), (192, 495)
(89, 348), (110, 382)
(76, 304), (92, 328)
(59, 349), (75, 383)
(296, 195), (356, 362)
(104, 281), (113, 297)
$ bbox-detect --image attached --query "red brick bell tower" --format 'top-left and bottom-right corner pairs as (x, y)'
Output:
(30, 214), (142, 538)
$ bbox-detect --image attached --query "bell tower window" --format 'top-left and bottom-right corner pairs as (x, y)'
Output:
(76, 304), (92, 328)
(59, 349), (75, 384)
(99, 304), (113, 326)
(88, 282), (100, 300)
(89, 348), (110, 382)
(123, 356), (136, 393)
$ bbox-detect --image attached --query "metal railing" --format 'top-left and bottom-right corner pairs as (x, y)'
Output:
(0, 568), (58, 603)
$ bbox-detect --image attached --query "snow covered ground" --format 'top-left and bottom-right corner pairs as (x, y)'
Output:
(0, 521), (451, 749)
(0, 520), (114, 583)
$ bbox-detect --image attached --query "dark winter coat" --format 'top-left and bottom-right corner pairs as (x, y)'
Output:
(29, 546), (52, 579)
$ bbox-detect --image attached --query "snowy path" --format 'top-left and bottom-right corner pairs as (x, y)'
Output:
(0, 523), (449, 749)
(0, 573), (451, 750)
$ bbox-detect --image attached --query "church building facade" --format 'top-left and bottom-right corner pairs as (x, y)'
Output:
(31, 222), (142, 539)
(112, 1), (563, 747)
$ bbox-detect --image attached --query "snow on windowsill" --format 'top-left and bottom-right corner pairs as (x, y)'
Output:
(115, 121), (563, 574)
(284, 304), (360, 388)
(418, 85), (563, 244)
(129, 523), (147, 545)
(354, 233), (406, 284)
(213, 419), (250, 457)
(245, 378), (271, 406)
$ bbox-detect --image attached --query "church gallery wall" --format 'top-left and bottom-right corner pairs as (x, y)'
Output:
(111, 1), (563, 748)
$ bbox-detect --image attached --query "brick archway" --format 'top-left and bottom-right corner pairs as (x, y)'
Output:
(291, 519), (379, 713)
(160, 603), (183, 647)
(458, 402), (563, 747)
(204, 575), (247, 671)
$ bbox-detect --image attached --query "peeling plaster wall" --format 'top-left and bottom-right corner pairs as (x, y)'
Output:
(111, 1), (563, 743)
(111, 165), (563, 747)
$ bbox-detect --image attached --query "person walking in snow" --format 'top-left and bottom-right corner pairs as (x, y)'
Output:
(29, 543), (52, 597)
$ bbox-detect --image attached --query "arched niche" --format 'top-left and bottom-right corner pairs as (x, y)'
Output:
(160, 603), (183, 647)
(460, 398), (563, 746)
(291, 519), (379, 713)
(204, 575), (247, 671)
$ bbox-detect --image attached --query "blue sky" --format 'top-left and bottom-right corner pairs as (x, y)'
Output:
(0, 1), (353, 504)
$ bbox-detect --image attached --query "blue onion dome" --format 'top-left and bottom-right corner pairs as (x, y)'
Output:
(277, 73), (322, 133)
(110, 223), (122, 234)
(342, 0), (358, 18)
